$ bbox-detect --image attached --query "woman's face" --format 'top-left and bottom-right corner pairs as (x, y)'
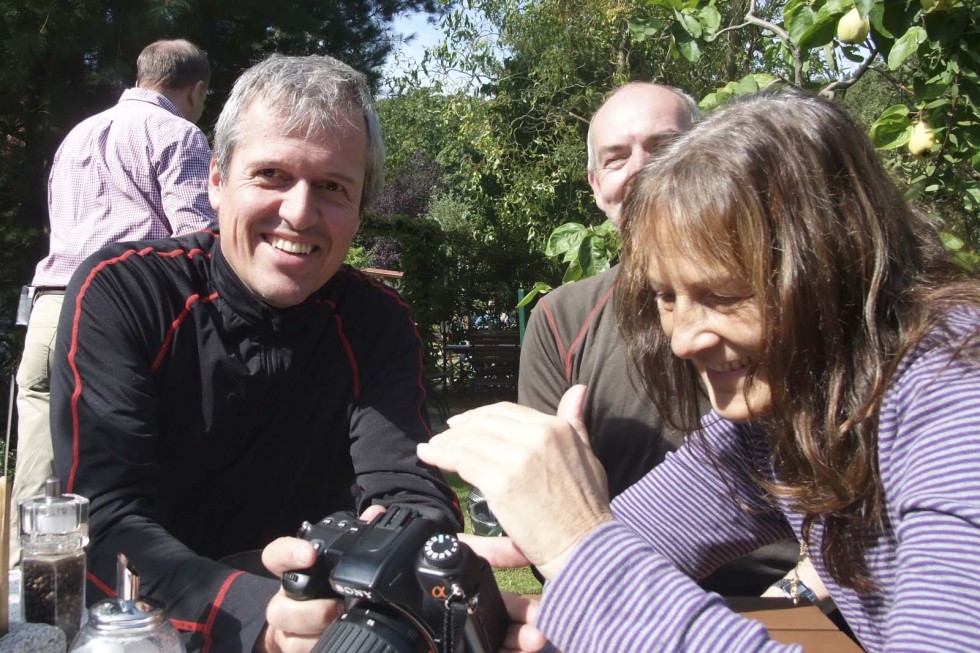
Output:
(647, 252), (770, 422)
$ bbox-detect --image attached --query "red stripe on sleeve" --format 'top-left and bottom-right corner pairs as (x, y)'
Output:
(151, 292), (219, 372)
(201, 571), (246, 653)
(323, 299), (361, 400)
(336, 270), (433, 439)
(65, 244), (211, 493)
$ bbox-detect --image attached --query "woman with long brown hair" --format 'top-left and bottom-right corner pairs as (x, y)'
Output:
(418, 88), (980, 652)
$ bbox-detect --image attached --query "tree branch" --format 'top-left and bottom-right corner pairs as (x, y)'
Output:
(820, 48), (878, 97)
(712, 20), (753, 40)
(738, 0), (804, 85)
(869, 66), (916, 96)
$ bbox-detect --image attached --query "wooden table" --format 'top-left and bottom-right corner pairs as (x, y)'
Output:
(728, 597), (863, 651)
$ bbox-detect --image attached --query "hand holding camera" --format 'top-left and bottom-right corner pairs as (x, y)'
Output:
(282, 504), (508, 653)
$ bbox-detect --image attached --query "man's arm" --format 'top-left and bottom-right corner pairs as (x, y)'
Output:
(51, 250), (273, 652)
(157, 126), (217, 234)
(343, 271), (463, 532)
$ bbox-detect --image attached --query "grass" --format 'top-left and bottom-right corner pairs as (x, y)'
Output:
(446, 472), (543, 596)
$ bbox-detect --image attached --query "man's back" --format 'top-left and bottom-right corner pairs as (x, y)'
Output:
(33, 87), (215, 287)
(519, 266), (798, 595)
(13, 44), (216, 570)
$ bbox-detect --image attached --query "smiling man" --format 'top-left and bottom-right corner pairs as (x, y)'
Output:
(50, 54), (461, 653)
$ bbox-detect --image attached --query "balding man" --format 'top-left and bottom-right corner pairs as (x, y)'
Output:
(517, 82), (798, 596)
(12, 38), (216, 567)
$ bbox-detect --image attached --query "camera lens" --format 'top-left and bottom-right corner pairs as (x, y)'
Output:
(466, 487), (503, 537)
(312, 605), (430, 653)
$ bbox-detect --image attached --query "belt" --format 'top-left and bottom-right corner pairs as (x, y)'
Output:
(34, 287), (66, 299)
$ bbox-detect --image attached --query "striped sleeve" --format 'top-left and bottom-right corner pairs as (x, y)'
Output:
(537, 522), (797, 652)
(878, 321), (980, 652)
(536, 420), (796, 652)
(612, 418), (793, 579)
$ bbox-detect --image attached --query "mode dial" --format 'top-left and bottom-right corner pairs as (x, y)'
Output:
(423, 533), (461, 569)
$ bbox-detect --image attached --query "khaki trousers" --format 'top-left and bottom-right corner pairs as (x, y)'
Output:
(10, 293), (63, 568)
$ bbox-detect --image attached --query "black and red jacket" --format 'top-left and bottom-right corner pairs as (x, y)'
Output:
(52, 230), (461, 652)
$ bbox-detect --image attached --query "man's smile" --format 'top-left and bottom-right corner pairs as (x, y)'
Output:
(267, 235), (316, 256)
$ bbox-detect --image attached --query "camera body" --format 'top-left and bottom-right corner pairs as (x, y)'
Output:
(282, 504), (508, 653)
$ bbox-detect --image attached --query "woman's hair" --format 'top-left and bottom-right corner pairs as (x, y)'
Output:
(213, 54), (384, 211)
(618, 86), (980, 592)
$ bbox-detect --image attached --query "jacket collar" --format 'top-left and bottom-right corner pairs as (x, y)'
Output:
(210, 239), (337, 332)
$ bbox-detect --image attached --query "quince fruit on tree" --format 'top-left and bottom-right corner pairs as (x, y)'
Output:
(908, 121), (938, 157)
(837, 8), (870, 44)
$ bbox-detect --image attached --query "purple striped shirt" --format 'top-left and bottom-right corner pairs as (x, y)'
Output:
(33, 87), (216, 287)
(538, 307), (980, 652)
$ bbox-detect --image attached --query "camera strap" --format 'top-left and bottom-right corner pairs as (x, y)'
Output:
(440, 585), (469, 653)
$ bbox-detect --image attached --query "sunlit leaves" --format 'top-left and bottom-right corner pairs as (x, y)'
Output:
(888, 25), (927, 69)
(869, 104), (911, 149)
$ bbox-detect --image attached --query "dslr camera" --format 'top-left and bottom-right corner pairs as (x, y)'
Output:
(282, 504), (508, 653)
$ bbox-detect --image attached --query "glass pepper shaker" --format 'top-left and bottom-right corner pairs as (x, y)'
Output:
(69, 553), (185, 653)
(19, 477), (89, 643)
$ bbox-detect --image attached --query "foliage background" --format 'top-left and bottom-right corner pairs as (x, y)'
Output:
(0, 0), (444, 459)
(2, 0), (977, 456)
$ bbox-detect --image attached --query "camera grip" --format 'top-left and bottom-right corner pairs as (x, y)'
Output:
(282, 552), (335, 600)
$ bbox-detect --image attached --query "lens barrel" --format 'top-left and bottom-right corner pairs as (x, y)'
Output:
(311, 606), (430, 653)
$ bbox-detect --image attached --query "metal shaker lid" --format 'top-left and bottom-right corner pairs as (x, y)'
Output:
(86, 554), (168, 632)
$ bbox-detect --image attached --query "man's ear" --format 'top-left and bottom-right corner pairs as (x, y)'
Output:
(588, 170), (602, 204)
(191, 80), (206, 106)
(207, 157), (222, 213)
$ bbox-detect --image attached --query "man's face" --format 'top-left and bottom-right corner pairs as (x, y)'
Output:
(209, 100), (366, 308)
(588, 85), (693, 226)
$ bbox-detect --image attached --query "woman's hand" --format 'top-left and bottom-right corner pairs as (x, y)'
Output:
(419, 385), (614, 580)
(500, 591), (549, 652)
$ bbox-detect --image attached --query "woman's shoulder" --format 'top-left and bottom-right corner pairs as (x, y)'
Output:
(913, 304), (980, 361)
(889, 304), (980, 402)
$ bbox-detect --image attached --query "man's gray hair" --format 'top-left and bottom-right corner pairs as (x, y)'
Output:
(137, 39), (210, 89)
(213, 54), (385, 211)
(586, 83), (701, 174)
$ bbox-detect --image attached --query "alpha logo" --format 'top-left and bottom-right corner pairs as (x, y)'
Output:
(431, 585), (448, 599)
(334, 584), (374, 600)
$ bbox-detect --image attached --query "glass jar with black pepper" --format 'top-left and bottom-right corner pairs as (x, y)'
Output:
(19, 478), (89, 644)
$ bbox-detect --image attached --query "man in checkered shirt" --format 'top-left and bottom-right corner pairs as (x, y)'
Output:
(12, 38), (217, 566)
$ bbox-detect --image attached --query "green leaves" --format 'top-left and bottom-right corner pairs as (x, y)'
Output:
(785, 0), (846, 50)
(942, 232), (980, 274)
(869, 104), (911, 149)
(663, 3), (722, 61)
(629, 16), (663, 42)
(387, 0), (980, 297)
(544, 220), (620, 284)
(888, 25), (927, 69)
(699, 73), (780, 111)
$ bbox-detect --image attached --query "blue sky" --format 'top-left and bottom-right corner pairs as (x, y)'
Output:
(383, 10), (444, 79)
